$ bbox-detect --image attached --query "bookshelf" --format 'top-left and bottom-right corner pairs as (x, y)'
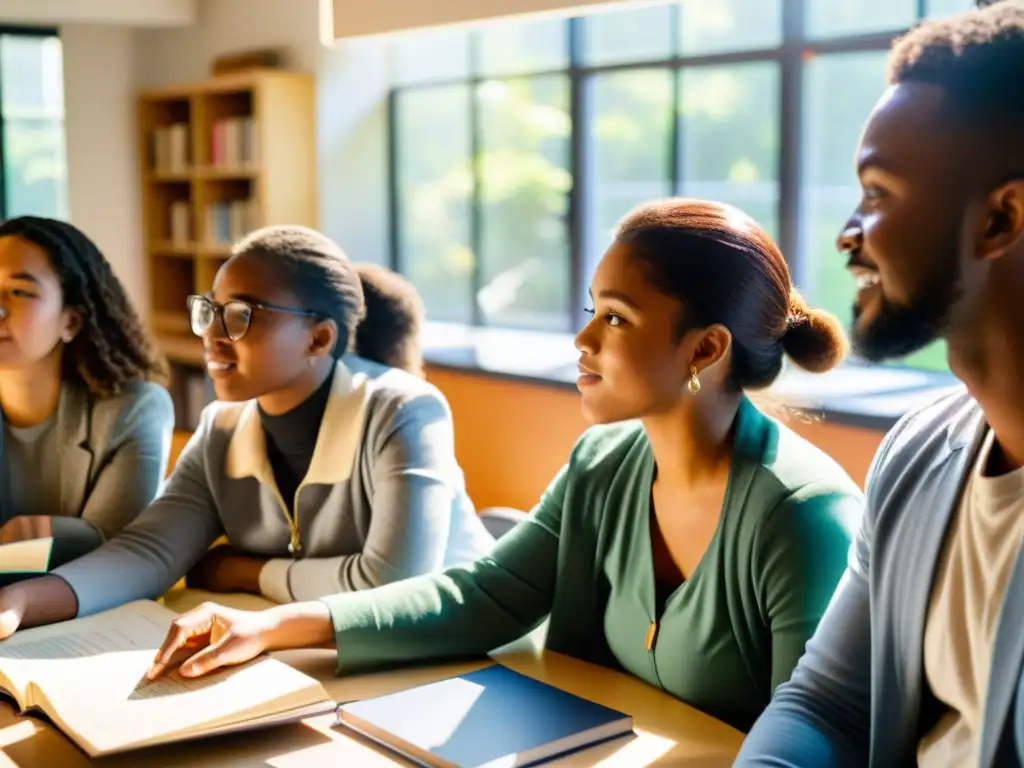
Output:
(138, 69), (317, 430)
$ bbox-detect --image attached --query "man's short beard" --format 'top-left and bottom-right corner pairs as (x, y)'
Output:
(852, 265), (963, 363)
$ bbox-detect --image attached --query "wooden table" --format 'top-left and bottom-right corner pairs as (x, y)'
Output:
(0, 591), (744, 766)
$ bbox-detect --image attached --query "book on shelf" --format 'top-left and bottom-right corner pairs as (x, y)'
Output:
(151, 124), (190, 174)
(205, 198), (258, 246)
(210, 117), (259, 169)
(0, 600), (336, 757)
(336, 663), (634, 767)
(168, 201), (192, 245)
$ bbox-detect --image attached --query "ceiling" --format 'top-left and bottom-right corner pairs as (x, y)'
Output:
(0, 0), (196, 28)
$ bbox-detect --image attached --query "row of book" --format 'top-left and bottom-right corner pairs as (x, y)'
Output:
(150, 123), (189, 175)
(148, 116), (258, 174)
(210, 116), (259, 168)
(163, 198), (258, 246)
(167, 201), (192, 244)
(205, 198), (259, 245)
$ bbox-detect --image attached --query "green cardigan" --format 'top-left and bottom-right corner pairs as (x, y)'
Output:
(321, 398), (864, 732)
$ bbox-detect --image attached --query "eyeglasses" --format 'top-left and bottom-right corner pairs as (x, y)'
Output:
(186, 295), (319, 342)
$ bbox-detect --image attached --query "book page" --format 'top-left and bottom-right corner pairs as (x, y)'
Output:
(0, 537), (53, 573)
(0, 600), (331, 756)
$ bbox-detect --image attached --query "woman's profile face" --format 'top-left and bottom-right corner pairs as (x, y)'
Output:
(201, 254), (325, 403)
(0, 235), (77, 374)
(574, 242), (693, 425)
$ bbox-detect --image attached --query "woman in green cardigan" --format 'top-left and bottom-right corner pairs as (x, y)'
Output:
(146, 198), (864, 733)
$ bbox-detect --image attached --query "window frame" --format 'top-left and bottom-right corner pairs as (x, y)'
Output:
(0, 24), (62, 221)
(385, 1), (941, 333)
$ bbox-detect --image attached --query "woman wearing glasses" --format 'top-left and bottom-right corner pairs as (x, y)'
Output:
(0, 225), (492, 633)
(0, 216), (172, 572)
(150, 200), (863, 735)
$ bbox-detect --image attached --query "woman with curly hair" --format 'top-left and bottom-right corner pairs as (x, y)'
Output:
(0, 224), (492, 635)
(0, 216), (174, 572)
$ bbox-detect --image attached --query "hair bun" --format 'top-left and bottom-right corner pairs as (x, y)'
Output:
(781, 292), (848, 373)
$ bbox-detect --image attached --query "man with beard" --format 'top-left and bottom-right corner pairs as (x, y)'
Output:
(736, 3), (1024, 766)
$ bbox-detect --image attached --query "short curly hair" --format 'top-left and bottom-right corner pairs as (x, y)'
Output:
(354, 263), (425, 376)
(0, 216), (168, 397)
(888, 1), (1024, 125)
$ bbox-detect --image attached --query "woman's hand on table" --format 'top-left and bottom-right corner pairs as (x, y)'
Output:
(147, 600), (336, 680)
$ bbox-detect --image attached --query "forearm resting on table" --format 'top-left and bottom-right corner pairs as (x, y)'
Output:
(6, 575), (79, 628)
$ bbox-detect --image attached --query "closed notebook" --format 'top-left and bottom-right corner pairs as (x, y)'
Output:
(0, 537), (53, 586)
(336, 663), (633, 767)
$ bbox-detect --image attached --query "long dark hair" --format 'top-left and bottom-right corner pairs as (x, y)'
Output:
(0, 216), (167, 397)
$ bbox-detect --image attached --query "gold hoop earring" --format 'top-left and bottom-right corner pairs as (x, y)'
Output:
(687, 365), (701, 395)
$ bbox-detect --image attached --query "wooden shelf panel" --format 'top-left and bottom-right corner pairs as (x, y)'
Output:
(151, 310), (191, 335)
(150, 242), (196, 257)
(198, 244), (233, 257)
(149, 170), (192, 183)
(157, 333), (205, 367)
(197, 165), (259, 180)
(140, 68), (316, 431)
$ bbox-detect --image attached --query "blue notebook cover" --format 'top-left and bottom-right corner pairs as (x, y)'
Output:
(337, 663), (633, 767)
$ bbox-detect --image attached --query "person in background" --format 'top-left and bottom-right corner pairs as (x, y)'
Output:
(142, 198), (863, 735)
(0, 216), (172, 571)
(736, 4), (1024, 765)
(355, 263), (425, 378)
(0, 225), (493, 634)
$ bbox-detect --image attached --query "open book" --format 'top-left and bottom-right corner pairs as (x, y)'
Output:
(0, 600), (336, 757)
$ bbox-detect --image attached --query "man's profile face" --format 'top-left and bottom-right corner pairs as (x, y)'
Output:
(838, 82), (973, 362)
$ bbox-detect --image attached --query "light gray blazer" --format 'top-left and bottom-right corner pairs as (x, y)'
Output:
(55, 355), (495, 617)
(736, 389), (1024, 767)
(0, 382), (174, 540)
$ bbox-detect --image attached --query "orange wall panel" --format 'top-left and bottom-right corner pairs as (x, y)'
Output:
(425, 366), (886, 512)
(169, 370), (887, 511)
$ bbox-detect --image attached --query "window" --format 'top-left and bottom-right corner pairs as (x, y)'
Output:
(388, 1), (974, 369)
(678, 63), (780, 241)
(476, 76), (571, 330)
(582, 69), (674, 284)
(393, 86), (473, 324)
(0, 29), (67, 220)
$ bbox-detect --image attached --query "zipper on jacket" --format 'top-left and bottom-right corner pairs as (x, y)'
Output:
(266, 485), (301, 558)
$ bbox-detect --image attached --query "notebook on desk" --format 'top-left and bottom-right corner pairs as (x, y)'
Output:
(0, 537), (53, 586)
(0, 599), (336, 757)
(336, 663), (634, 767)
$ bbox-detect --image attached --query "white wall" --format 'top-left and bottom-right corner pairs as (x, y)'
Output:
(61, 24), (147, 314)
(134, 0), (392, 270)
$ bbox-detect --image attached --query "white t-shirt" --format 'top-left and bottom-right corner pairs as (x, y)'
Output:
(918, 429), (1024, 768)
